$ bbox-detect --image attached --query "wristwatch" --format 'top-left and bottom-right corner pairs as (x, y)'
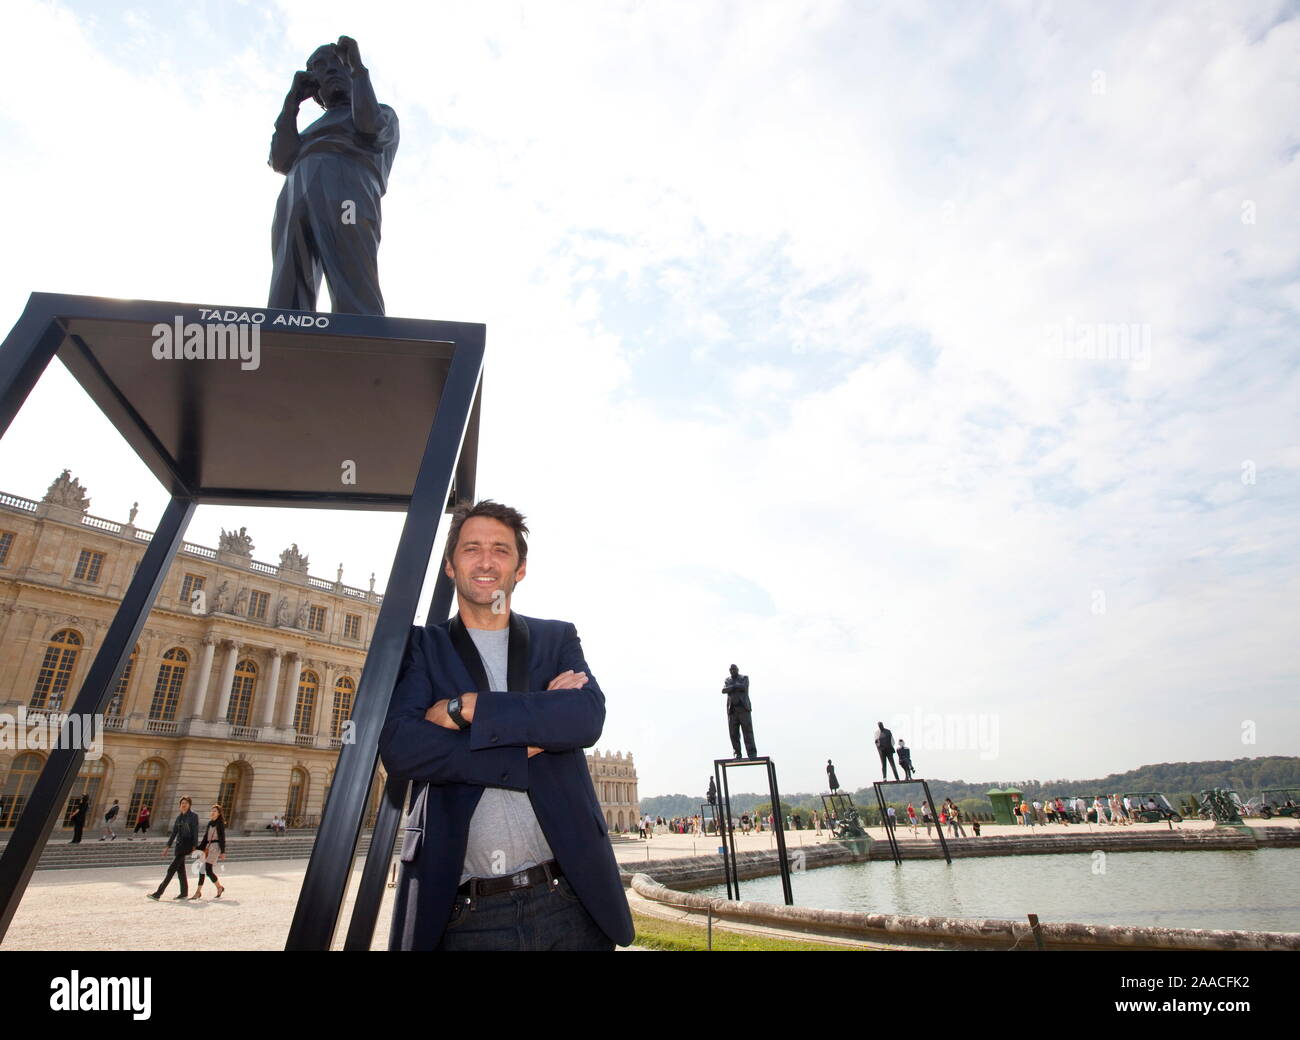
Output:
(447, 696), (471, 730)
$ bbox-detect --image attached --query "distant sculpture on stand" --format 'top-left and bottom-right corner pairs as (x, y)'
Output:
(722, 664), (756, 759)
(826, 759), (840, 792)
(268, 35), (399, 315)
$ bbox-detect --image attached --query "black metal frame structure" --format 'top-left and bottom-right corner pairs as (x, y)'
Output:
(872, 778), (952, 865)
(699, 802), (720, 838)
(712, 756), (793, 905)
(0, 293), (484, 951)
(819, 790), (868, 838)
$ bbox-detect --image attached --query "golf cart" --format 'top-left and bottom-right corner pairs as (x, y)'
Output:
(1258, 788), (1300, 820)
(1123, 792), (1182, 824)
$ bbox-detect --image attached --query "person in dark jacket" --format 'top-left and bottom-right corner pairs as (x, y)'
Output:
(148, 797), (200, 900)
(191, 804), (227, 899)
(69, 795), (89, 844)
(99, 799), (121, 841)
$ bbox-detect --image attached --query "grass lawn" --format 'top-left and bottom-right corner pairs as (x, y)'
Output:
(631, 910), (864, 951)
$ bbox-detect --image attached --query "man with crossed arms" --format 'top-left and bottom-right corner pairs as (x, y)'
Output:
(380, 500), (632, 950)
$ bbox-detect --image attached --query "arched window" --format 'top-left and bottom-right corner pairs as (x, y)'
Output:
(293, 670), (319, 733)
(63, 758), (107, 827)
(330, 676), (355, 739)
(286, 767), (308, 826)
(127, 760), (164, 826)
(1, 753), (44, 828)
(108, 644), (139, 716)
(217, 762), (245, 824)
(30, 629), (82, 710)
(148, 648), (189, 721)
(227, 659), (258, 727)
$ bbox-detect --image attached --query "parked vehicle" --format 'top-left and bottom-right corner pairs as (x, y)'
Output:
(1123, 792), (1182, 824)
(1257, 788), (1300, 820)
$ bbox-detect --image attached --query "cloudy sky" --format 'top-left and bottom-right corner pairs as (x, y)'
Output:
(1, 0), (1296, 798)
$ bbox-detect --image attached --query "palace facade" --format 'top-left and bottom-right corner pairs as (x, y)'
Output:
(0, 471), (638, 835)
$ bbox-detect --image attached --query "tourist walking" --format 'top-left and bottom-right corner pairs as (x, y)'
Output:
(148, 796), (200, 900)
(906, 802), (918, 837)
(945, 799), (967, 837)
(190, 804), (227, 900)
(99, 799), (121, 841)
(921, 801), (933, 837)
(131, 804), (151, 839)
(1093, 796), (1109, 825)
(69, 794), (89, 844)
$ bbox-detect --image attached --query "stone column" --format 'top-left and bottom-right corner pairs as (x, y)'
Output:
(212, 640), (239, 721)
(315, 664), (335, 740)
(260, 648), (283, 728)
(278, 653), (302, 729)
(183, 636), (217, 718)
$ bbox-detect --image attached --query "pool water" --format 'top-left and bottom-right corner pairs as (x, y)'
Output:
(695, 848), (1300, 933)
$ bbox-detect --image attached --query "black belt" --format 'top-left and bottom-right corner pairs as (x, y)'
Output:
(457, 860), (563, 899)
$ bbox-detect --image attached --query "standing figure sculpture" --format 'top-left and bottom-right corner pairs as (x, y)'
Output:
(722, 664), (756, 759)
(897, 739), (915, 780)
(874, 721), (899, 781)
(826, 758), (840, 793)
(268, 36), (398, 315)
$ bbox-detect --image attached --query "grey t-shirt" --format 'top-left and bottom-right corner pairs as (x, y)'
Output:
(460, 626), (555, 883)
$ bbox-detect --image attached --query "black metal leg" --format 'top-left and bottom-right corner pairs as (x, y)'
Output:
(715, 759), (736, 900)
(0, 494), (195, 941)
(0, 302), (64, 439)
(286, 343), (484, 951)
(768, 760), (793, 905)
(874, 782), (901, 865)
(342, 567), (458, 950)
(921, 779), (952, 864)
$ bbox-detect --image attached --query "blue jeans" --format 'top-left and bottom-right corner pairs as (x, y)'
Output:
(435, 876), (615, 951)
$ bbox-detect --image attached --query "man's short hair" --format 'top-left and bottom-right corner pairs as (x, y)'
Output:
(179, 797), (192, 807)
(444, 500), (529, 567)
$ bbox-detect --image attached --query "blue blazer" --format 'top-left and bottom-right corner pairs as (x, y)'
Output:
(379, 611), (634, 950)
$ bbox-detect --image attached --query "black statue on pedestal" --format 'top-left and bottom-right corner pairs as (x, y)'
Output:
(874, 721), (899, 780)
(722, 664), (756, 759)
(268, 36), (399, 315)
(707, 777), (717, 806)
(826, 759), (840, 792)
